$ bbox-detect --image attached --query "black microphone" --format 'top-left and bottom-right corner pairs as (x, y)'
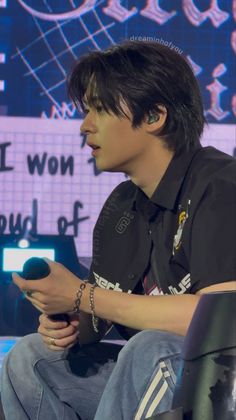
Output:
(22, 257), (69, 322)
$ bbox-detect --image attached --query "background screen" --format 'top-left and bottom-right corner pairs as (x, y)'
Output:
(0, 0), (235, 260)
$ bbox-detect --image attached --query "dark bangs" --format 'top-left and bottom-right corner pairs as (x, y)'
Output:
(67, 49), (131, 120)
(67, 46), (169, 127)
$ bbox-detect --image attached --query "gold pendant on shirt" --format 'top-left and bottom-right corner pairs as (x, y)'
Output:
(172, 199), (191, 255)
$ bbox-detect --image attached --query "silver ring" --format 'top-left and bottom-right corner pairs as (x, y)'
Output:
(50, 338), (56, 346)
(24, 291), (33, 298)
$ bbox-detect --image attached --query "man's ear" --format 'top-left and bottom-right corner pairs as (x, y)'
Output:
(147, 113), (160, 124)
(145, 106), (167, 133)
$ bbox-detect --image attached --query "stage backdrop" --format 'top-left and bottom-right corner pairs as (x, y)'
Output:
(0, 0), (235, 261)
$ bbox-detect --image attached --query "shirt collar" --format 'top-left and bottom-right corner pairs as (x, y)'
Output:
(133, 146), (202, 211)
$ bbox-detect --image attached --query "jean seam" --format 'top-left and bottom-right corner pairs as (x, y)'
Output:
(35, 386), (43, 420)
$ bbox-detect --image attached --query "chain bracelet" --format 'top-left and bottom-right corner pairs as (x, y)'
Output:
(89, 283), (99, 333)
(73, 281), (88, 314)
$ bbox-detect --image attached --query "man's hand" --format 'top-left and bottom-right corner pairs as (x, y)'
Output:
(38, 313), (80, 351)
(12, 259), (83, 316)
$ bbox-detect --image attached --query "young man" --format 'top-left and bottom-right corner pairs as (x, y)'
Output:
(1, 41), (236, 420)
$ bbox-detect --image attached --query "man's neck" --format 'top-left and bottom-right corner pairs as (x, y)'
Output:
(130, 146), (174, 198)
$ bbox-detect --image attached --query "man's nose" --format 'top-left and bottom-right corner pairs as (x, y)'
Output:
(80, 113), (97, 135)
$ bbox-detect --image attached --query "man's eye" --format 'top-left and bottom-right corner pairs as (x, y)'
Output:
(83, 105), (104, 114)
(95, 105), (104, 113)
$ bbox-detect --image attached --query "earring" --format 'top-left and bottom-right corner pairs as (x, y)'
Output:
(147, 113), (160, 124)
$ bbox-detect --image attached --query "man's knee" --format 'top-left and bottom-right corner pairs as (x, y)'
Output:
(117, 330), (184, 367)
(3, 333), (62, 375)
(7, 333), (41, 359)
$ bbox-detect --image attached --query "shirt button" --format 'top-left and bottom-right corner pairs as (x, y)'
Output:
(128, 274), (135, 279)
(148, 229), (152, 235)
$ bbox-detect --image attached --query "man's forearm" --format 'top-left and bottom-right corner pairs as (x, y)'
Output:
(12, 262), (202, 336)
(80, 287), (200, 336)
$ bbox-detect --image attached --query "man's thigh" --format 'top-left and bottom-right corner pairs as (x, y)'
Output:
(1, 333), (123, 420)
(95, 330), (184, 420)
(33, 339), (123, 417)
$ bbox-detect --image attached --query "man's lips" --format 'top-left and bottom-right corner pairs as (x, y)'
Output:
(87, 143), (101, 156)
(91, 148), (100, 157)
(87, 142), (100, 149)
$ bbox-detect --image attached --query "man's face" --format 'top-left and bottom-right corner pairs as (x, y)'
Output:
(80, 104), (151, 174)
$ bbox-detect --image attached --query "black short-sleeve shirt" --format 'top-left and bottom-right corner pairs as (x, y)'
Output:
(88, 146), (236, 338)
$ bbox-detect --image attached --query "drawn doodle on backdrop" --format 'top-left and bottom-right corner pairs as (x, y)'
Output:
(0, 1), (234, 123)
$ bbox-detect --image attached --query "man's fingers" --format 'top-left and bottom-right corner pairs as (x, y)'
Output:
(25, 291), (45, 302)
(42, 257), (54, 269)
(25, 294), (46, 313)
(39, 314), (68, 329)
(12, 273), (26, 289)
(12, 273), (44, 292)
(43, 258), (63, 273)
(41, 330), (79, 350)
(38, 323), (77, 340)
(70, 319), (79, 328)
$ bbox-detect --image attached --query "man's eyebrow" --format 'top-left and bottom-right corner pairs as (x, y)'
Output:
(90, 95), (99, 102)
(83, 95), (100, 106)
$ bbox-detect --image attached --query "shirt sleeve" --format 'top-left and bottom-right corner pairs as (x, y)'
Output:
(189, 174), (236, 293)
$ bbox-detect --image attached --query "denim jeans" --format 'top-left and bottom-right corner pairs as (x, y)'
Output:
(1, 330), (184, 420)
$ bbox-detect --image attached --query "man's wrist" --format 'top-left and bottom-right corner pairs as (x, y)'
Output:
(73, 280), (89, 314)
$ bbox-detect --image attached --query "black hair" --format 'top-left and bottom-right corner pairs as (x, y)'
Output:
(68, 41), (206, 154)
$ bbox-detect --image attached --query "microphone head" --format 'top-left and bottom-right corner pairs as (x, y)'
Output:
(22, 257), (50, 280)
(21, 257), (69, 323)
